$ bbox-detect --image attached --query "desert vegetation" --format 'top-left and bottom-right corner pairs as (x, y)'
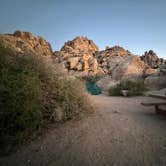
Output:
(0, 43), (92, 155)
(108, 79), (146, 96)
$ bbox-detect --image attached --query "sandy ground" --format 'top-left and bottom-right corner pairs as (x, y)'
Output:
(1, 95), (166, 166)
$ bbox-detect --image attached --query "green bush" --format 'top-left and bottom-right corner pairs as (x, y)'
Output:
(108, 80), (145, 96)
(0, 44), (93, 154)
(108, 84), (121, 96)
(120, 80), (146, 96)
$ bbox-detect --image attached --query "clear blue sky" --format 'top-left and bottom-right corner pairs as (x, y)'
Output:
(0, 0), (166, 58)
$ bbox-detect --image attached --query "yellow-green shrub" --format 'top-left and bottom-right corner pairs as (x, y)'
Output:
(0, 44), (92, 155)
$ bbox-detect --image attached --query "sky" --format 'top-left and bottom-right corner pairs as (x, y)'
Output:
(0, 0), (166, 58)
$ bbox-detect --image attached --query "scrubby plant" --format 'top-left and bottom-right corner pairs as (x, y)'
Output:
(108, 79), (145, 96)
(120, 80), (146, 96)
(108, 84), (121, 96)
(0, 43), (93, 154)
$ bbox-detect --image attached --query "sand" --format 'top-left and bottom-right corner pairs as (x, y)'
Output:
(1, 95), (166, 166)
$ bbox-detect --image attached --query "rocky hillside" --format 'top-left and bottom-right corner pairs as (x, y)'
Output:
(54, 37), (156, 80)
(141, 50), (166, 68)
(54, 36), (100, 76)
(0, 31), (52, 56)
(0, 31), (161, 80)
(97, 46), (156, 80)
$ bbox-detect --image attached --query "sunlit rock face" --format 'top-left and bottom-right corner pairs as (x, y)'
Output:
(54, 37), (157, 78)
(0, 30), (53, 56)
(141, 50), (166, 69)
(60, 36), (99, 54)
(95, 46), (156, 80)
(54, 36), (102, 76)
(0, 31), (158, 79)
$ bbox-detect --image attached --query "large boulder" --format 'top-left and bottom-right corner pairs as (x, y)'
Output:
(96, 76), (119, 92)
(96, 46), (156, 80)
(111, 56), (156, 80)
(0, 30), (53, 56)
(145, 75), (166, 90)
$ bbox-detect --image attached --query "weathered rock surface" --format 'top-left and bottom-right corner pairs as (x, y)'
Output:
(54, 36), (101, 76)
(141, 50), (166, 68)
(55, 39), (157, 79)
(145, 75), (166, 90)
(95, 46), (156, 80)
(96, 76), (119, 92)
(60, 36), (99, 54)
(0, 31), (52, 56)
(0, 31), (161, 84)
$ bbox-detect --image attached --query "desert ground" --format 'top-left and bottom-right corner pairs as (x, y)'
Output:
(1, 95), (166, 166)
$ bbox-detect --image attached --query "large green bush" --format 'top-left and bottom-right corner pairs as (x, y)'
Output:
(108, 84), (121, 96)
(108, 80), (145, 96)
(0, 44), (92, 154)
(120, 80), (146, 96)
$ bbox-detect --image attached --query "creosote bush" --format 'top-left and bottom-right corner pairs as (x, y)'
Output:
(0, 44), (93, 154)
(109, 79), (145, 96)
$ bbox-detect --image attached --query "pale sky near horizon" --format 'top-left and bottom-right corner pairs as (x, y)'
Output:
(0, 0), (166, 58)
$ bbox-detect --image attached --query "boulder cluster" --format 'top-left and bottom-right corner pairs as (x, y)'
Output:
(141, 50), (166, 69)
(53, 36), (100, 76)
(0, 31), (52, 56)
(53, 37), (156, 80)
(0, 30), (165, 84)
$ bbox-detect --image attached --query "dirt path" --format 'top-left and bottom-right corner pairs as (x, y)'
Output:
(1, 95), (166, 166)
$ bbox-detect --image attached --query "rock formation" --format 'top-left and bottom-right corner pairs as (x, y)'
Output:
(0, 31), (160, 81)
(0, 31), (52, 56)
(140, 50), (166, 68)
(60, 36), (99, 54)
(95, 46), (156, 80)
(54, 37), (157, 79)
(54, 36), (101, 76)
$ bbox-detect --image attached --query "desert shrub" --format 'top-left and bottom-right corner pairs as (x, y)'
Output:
(0, 44), (92, 154)
(120, 80), (146, 96)
(108, 84), (121, 96)
(108, 80), (145, 96)
(0, 47), (42, 153)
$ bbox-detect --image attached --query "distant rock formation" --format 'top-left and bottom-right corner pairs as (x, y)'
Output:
(140, 50), (166, 68)
(60, 36), (99, 54)
(54, 38), (156, 79)
(0, 30), (52, 56)
(0, 31), (160, 80)
(95, 46), (156, 80)
(54, 36), (100, 76)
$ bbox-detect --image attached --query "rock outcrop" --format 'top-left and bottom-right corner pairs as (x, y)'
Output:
(54, 39), (157, 79)
(0, 31), (52, 56)
(140, 50), (166, 68)
(60, 36), (99, 54)
(95, 46), (156, 80)
(145, 75), (166, 90)
(0, 31), (160, 82)
(54, 36), (101, 76)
